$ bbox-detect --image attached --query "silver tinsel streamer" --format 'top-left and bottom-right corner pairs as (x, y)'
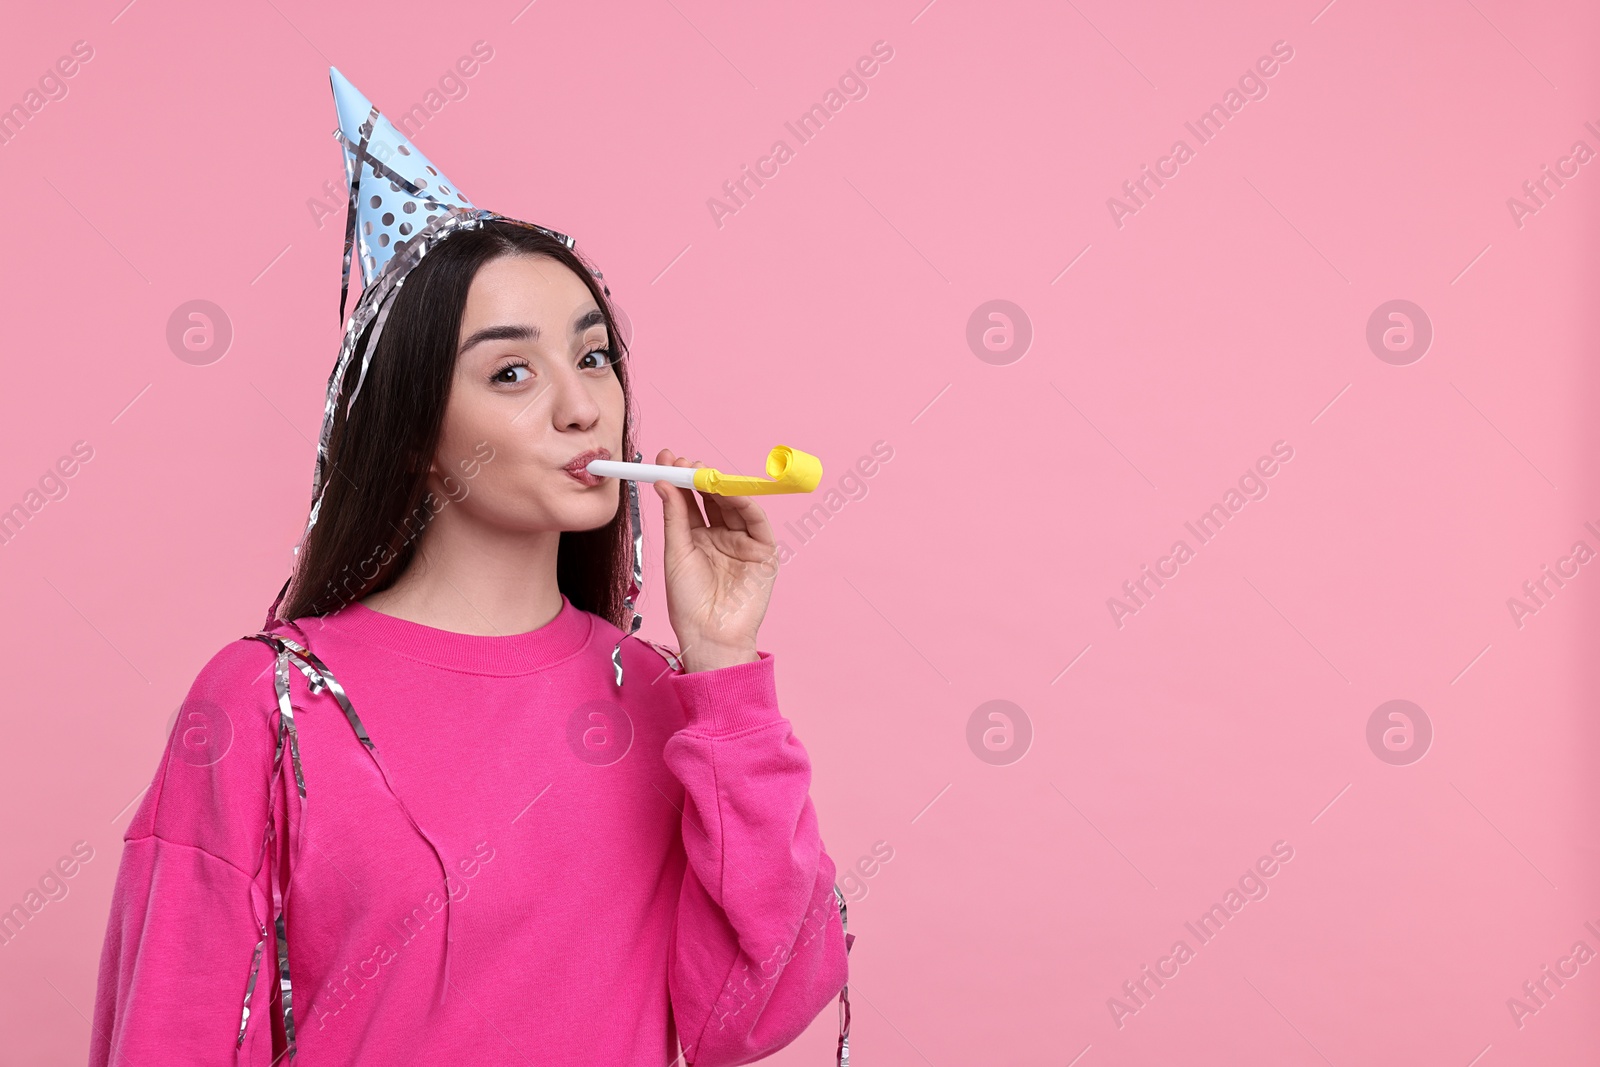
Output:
(236, 629), (459, 1059)
(834, 885), (853, 1067)
(611, 452), (646, 687)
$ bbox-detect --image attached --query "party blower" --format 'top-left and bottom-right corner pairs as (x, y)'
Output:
(587, 445), (823, 495)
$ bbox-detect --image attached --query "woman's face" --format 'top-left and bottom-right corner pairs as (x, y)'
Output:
(429, 252), (625, 534)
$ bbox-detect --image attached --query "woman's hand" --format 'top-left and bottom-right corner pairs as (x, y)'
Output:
(652, 448), (778, 673)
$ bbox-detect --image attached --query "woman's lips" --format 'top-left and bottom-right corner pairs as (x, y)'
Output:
(563, 448), (610, 487)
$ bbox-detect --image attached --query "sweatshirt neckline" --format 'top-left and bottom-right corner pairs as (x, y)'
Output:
(307, 594), (595, 676)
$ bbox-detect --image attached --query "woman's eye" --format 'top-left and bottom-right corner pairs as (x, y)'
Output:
(491, 363), (532, 385)
(580, 347), (619, 371)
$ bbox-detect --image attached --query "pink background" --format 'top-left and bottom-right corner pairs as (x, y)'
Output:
(2, 0), (1597, 1063)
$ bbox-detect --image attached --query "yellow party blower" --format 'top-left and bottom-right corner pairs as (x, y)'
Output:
(586, 446), (823, 495)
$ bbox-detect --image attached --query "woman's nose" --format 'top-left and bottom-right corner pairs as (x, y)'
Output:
(547, 365), (602, 429)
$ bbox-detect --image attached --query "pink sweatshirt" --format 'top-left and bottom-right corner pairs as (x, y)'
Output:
(88, 594), (850, 1065)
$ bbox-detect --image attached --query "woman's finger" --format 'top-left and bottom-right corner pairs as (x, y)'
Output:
(687, 459), (732, 530)
(653, 448), (700, 537)
(704, 490), (749, 534)
(718, 493), (777, 548)
(653, 457), (692, 540)
(667, 452), (708, 530)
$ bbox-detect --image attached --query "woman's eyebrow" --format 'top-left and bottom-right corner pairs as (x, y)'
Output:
(457, 310), (607, 357)
(458, 324), (535, 357)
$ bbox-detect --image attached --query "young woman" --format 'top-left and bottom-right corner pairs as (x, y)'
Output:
(86, 216), (851, 1064)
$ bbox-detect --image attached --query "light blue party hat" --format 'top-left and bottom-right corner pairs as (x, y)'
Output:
(328, 66), (487, 318)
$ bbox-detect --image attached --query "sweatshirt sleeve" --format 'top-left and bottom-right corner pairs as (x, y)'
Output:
(88, 638), (290, 1067)
(660, 650), (850, 1067)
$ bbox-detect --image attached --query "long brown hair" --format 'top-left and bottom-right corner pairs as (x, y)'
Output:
(279, 219), (636, 627)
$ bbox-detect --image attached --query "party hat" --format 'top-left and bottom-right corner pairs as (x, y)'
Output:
(329, 67), (481, 303)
